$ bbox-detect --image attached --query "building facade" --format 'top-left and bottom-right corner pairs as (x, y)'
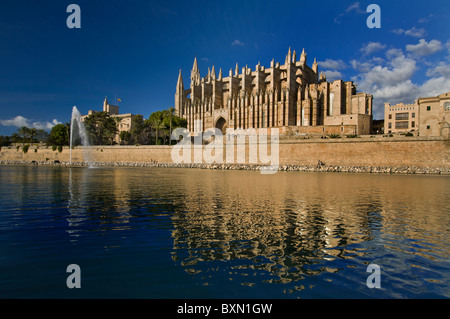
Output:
(175, 48), (373, 136)
(384, 92), (450, 137)
(417, 92), (450, 137)
(81, 97), (137, 144)
(384, 102), (418, 134)
(371, 119), (384, 134)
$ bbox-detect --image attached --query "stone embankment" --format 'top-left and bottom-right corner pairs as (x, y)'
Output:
(1, 160), (449, 175)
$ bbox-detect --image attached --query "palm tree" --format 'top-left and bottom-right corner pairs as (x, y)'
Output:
(167, 107), (175, 145)
(149, 117), (164, 145)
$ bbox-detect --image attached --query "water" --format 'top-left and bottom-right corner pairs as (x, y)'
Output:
(70, 106), (92, 165)
(0, 165), (449, 299)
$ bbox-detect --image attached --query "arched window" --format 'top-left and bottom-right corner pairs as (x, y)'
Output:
(444, 102), (450, 111)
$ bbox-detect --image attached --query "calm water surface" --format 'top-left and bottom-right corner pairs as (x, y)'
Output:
(0, 165), (449, 298)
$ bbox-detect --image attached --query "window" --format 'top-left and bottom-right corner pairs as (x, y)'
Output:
(388, 114), (392, 119)
(395, 122), (409, 129)
(412, 113), (415, 118)
(396, 113), (409, 120)
(445, 102), (450, 111)
(388, 122), (392, 129)
(427, 125), (431, 129)
(427, 106), (431, 111)
(411, 121), (415, 127)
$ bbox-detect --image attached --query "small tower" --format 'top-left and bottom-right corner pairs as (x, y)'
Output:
(312, 58), (318, 74)
(103, 96), (108, 112)
(190, 57), (201, 86)
(319, 71), (326, 82)
(287, 47), (292, 65)
(211, 65), (216, 80)
(175, 69), (184, 116)
(300, 48), (307, 66)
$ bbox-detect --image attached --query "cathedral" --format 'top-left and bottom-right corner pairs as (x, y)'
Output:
(175, 48), (373, 136)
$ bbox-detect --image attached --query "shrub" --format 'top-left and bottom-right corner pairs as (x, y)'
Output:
(22, 144), (29, 153)
(328, 134), (341, 139)
(57, 145), (63, 153)
(16, 145), (20, 151)
(405, 132), (413, 137)
(52, 145), (57, 151)
(346, 134), (358, 138)
(34, 148), (37, 153)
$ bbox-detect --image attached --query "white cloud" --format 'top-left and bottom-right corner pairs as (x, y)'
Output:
(323, 70), (343, 82)
(354, 45), (450, 119)
(426, 62), (450, 78)
(345, 2), (365, 13)
(392, 27), (427, 38)
(318, 59), (347, 70)
(351, 38), (450, 119)
(406, 39), (443, 57)
(0, 116), (61, 130)
(334, 2), (365, 23)
(417, 76), (450, 98)
(0, 115), (29, 128)
(231, 39), (245, 46)
(361, 54), (416, 89)
(419, 14), (434, 24)
(351, 59), (374, 73)
(360, 42), (386, 56)
(355, 51), (417, 117)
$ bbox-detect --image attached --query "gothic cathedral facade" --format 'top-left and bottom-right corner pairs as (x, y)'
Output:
(175, 48), (373, 136)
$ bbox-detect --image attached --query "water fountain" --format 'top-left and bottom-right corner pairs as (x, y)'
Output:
(70, 106), (93, 166)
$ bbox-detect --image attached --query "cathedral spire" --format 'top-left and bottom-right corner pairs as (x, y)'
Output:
(287, 47), (292, 64)
(235, 63), (239, 76)
(192, 57), (199, 73)
(300, 48), (307, 65)
(312, 58), (318, 74)
(191, 57), (200, 85)
(177, 69), (183, 89)
(218, 68), (222, 80)
(211, 65), (216, 80)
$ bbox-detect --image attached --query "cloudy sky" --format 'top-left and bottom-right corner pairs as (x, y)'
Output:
(0, 0), (449, 134)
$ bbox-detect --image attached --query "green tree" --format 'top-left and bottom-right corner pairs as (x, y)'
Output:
(48, 123), (70, 146)
(15, 126), (48, 144)
(35, 129), (49, 144)
(146, 109), (187, 145)
(10, 133), (21, 143)
(83, 111), (118, 145)
(164, 107), (175, 145)
(148, 115), (165, 145)
(18, 126), (31, 143)
(119, 131), (132, 145)
(0, 135), (11, 147)
(130, 115), (146, 144)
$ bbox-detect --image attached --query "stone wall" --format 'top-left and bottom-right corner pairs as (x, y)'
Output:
(1, 136), (448, 169)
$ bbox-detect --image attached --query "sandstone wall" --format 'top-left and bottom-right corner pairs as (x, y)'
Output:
(1, 137), (448, 169)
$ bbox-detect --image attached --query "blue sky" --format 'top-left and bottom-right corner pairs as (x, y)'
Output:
(0, 0), (449, 134)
